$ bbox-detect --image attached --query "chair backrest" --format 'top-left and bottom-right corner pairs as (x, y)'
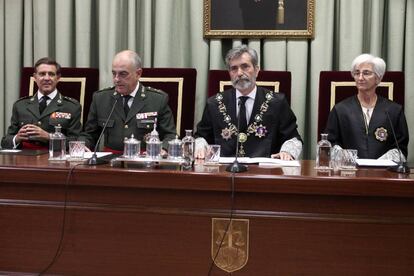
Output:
(207, 70), (292, 104)
(317, 71), (405, 136)
(140, 68), (197, 138)
(20, 67), (99, 124)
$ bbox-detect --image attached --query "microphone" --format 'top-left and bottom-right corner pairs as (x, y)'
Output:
(385, 110), (409, 173)
(86, 93), (121, 165)
(226, 98), (247, 173)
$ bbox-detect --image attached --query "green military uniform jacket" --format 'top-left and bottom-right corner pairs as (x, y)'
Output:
(81, 84), (177, 151)
(1, 92), (82, 149)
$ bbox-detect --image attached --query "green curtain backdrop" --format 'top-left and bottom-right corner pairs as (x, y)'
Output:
(0, 0), (413, 161)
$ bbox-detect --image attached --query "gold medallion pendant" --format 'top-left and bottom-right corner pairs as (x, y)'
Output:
(211, 218), (249, 273)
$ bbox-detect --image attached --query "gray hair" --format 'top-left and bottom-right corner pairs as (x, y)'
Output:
(115, 50), (142, 69)
(225, 45), (259, 69)
(129, 50), (142, 69)
(351, 53), (386, 80)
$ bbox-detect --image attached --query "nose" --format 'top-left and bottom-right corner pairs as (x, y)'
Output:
(237, 67), (245, 77)
(358, 73), (365, 80)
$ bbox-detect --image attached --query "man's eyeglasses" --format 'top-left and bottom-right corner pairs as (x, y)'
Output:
(352, 70), (375, 78)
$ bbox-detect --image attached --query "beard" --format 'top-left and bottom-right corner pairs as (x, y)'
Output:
(232, 76), (255, 91)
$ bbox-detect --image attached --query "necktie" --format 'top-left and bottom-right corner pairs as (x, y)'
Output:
(238, 96), (249, 133)
(39, 95), (49, 114)
(123, 95), (132, 116)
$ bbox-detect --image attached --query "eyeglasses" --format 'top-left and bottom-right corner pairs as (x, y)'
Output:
(352, 70), (375, 78)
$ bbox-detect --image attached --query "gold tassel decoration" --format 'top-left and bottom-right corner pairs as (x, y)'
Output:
(277, 0), (285, 24)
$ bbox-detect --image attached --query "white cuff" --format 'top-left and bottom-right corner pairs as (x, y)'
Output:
(378, 148), (406, 162)
(195, 137), (209, 157)
(280, 137), (302, 160)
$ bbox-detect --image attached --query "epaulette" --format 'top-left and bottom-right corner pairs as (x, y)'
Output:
(16, 95), (31, 102)
(146, 86), (164, 94)
(96, 86), (115, 93)
(63, 96), (79, 104)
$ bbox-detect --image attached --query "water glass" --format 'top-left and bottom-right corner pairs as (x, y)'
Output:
(205, 145), (221, 165)
(69, 141), (85, 161)
(340, 149), (358, 170)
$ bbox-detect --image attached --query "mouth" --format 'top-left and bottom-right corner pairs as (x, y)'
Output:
(235, 77), (249, 84)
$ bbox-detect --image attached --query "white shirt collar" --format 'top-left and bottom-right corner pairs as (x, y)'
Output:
(236, 86), (257, 100)
(37, 89), (58, 100)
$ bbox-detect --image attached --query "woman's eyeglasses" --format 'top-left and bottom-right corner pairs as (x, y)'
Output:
(352, 70), (375, 78)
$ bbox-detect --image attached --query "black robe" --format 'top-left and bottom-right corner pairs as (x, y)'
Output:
(325, 95), (409, 159)
(195, 87), (302, 157)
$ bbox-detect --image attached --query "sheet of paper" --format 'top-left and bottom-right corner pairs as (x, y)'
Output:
(219, 157), (300, 167)
(356, 159), (397, 167)
(66, 152), (113, 159)
(0, 149), (22, 153)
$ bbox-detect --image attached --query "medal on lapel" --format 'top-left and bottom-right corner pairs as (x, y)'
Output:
(375, 127), (388, 142)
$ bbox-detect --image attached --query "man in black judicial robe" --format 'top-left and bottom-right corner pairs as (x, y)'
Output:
(195, 45), (302, 160)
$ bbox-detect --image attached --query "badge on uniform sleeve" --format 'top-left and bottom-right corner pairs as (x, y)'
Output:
(50, 112), (71, 119)
(375, 127), (388, 141)
(136, 112), (158, 119)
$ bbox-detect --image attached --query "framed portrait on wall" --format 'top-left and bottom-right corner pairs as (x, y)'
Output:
(203, 0), (315, 38)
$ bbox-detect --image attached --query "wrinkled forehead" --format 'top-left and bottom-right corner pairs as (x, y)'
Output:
(229, 52), (254, 66)
(355, 62), (374, 71)
(35, 64), (58, 73)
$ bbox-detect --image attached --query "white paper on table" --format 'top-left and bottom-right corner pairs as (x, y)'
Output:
(66, 152), (113, 159)
(0, 149), (22, 153)
(219, 157), (300, 167)
(356, 159), (397, 167)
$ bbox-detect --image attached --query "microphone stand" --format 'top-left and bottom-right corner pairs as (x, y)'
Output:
(226, 98), (247, 173)
(86, 94), (120, 165)
(385, 111), (410, 173)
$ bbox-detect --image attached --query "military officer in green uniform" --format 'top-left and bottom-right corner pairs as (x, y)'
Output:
(1, 57), (82, 149)
(81, 50), (176, 152)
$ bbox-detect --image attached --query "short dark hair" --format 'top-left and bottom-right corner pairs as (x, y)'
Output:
(34, 57), (62, 76)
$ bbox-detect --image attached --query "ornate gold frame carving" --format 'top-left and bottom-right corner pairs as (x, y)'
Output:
(211, 218), (249, 273)
(204, 0), (314, 38)
(140, 77), (184, 135)
(219, 80), (280, 92)
(29, 76), (86, 123)
(330, 81), (394, 110)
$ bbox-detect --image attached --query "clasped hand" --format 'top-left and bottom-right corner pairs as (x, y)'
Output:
(16, 124), (49, 143)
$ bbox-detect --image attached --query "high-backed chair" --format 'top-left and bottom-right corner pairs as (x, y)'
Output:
(20, 67), (99, 124)
(207, 70), (291, 104)
(140, 68), (197, 137)
(317, 71), (405, 136)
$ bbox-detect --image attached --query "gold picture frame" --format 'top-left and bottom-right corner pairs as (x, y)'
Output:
(203, 0), (315, 38)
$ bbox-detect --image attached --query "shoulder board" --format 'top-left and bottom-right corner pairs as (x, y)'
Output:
(63, 96), (79, 104)
(146, 86), (164, 94)
(16, 95), (32, 102)
(96, 86), (115, 93)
